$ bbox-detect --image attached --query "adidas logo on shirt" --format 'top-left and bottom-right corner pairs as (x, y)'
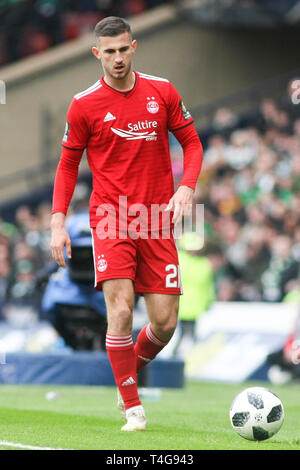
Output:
(104, 112), (116, 122)
(121, 376), (136, 387)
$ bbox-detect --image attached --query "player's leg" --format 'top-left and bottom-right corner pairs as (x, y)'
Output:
(134, 232), (181, 373)
(90, 230), (146, 430)
(135, 293), (179, 373)
(103, 278), (146, 431)
(103, 278), (134, 336)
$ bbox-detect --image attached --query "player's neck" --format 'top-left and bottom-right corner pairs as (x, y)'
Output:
(103, 71), (136, 92)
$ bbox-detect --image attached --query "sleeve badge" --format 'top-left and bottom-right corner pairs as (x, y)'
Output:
(63, 121), (71, 142)
(180, 101), (192, 120)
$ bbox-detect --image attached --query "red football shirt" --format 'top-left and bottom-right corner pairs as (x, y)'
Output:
(53, 71), (197, 230)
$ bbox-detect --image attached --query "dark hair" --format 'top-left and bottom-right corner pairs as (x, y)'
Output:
(94, 16), (132, 39)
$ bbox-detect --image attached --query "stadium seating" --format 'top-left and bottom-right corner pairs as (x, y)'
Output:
(0, 0), (170, 66)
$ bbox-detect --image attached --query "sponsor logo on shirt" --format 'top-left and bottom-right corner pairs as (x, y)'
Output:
(111, 120), (158, 141)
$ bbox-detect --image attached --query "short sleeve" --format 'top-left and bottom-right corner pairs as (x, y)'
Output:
(167, 82), (194, 132)
(62, 98), (89, 150)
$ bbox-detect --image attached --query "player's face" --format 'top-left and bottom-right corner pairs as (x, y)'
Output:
(93, 32), (137, 81)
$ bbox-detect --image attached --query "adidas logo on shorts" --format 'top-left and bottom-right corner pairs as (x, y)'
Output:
(121, 376), (136, 387)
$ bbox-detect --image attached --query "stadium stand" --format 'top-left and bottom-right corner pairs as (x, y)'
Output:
(0, 0), (173, 66)
(178, 0), (300, 28)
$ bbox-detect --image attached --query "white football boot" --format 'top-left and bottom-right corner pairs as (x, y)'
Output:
(121, 405), (147, 431)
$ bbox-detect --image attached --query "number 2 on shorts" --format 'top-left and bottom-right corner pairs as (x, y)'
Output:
(165, 264), (180, 288)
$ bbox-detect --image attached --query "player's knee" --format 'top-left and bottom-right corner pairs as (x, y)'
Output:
(153, 314), (178, 339)
(107, 304), (133, 333)
(163, 320), (177, 337)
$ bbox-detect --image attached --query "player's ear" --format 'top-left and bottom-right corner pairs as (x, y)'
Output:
(131, 39), (137, 53)
(92, 46), (101, 60)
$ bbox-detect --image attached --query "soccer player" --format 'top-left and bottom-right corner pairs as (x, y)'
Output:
(50, 16), (203, 431)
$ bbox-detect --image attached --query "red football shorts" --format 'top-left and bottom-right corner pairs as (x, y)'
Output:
(90, 229), (183, 295)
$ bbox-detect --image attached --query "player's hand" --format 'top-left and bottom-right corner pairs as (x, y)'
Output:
(50, 213), (71, 268)
(165, 185), (194, 225)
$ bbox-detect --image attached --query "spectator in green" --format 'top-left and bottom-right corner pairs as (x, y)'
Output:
(173, 232), (216, 357)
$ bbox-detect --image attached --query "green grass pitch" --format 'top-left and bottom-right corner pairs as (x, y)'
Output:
(0, 381), (299, 450)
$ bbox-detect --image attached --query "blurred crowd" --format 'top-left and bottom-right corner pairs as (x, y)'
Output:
(189, 79), (300, 304)
(0, 203), (52, 318)
(0, 0), (170, 66)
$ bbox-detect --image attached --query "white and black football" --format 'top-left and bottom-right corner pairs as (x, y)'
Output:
(229, 386), (284, 441)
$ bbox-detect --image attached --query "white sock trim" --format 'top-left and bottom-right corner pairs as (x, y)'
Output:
(146, 324), (167, 348)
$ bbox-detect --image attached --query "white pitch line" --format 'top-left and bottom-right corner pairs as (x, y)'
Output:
(0, 440), (67, 450)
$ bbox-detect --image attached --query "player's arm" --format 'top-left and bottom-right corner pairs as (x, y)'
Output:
(166, 124), (203, 224)
(51, 98), (88, 267)
(51, 212), (70, 269)
(166, 82), (203, 225)
(51, 146), (84, 267)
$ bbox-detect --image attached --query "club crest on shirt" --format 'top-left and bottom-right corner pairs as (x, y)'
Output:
(63, 121), (71, 142)
(146, 96), (159, 114)
(180, 101), (191, 120)
(97, 255), (107, 272)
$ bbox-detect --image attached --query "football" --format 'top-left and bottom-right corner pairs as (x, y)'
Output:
(229, 386), (284, 441)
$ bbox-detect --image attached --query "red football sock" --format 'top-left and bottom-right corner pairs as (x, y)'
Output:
(135, 324), (169, 374)
(106, 334), (141, 410)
